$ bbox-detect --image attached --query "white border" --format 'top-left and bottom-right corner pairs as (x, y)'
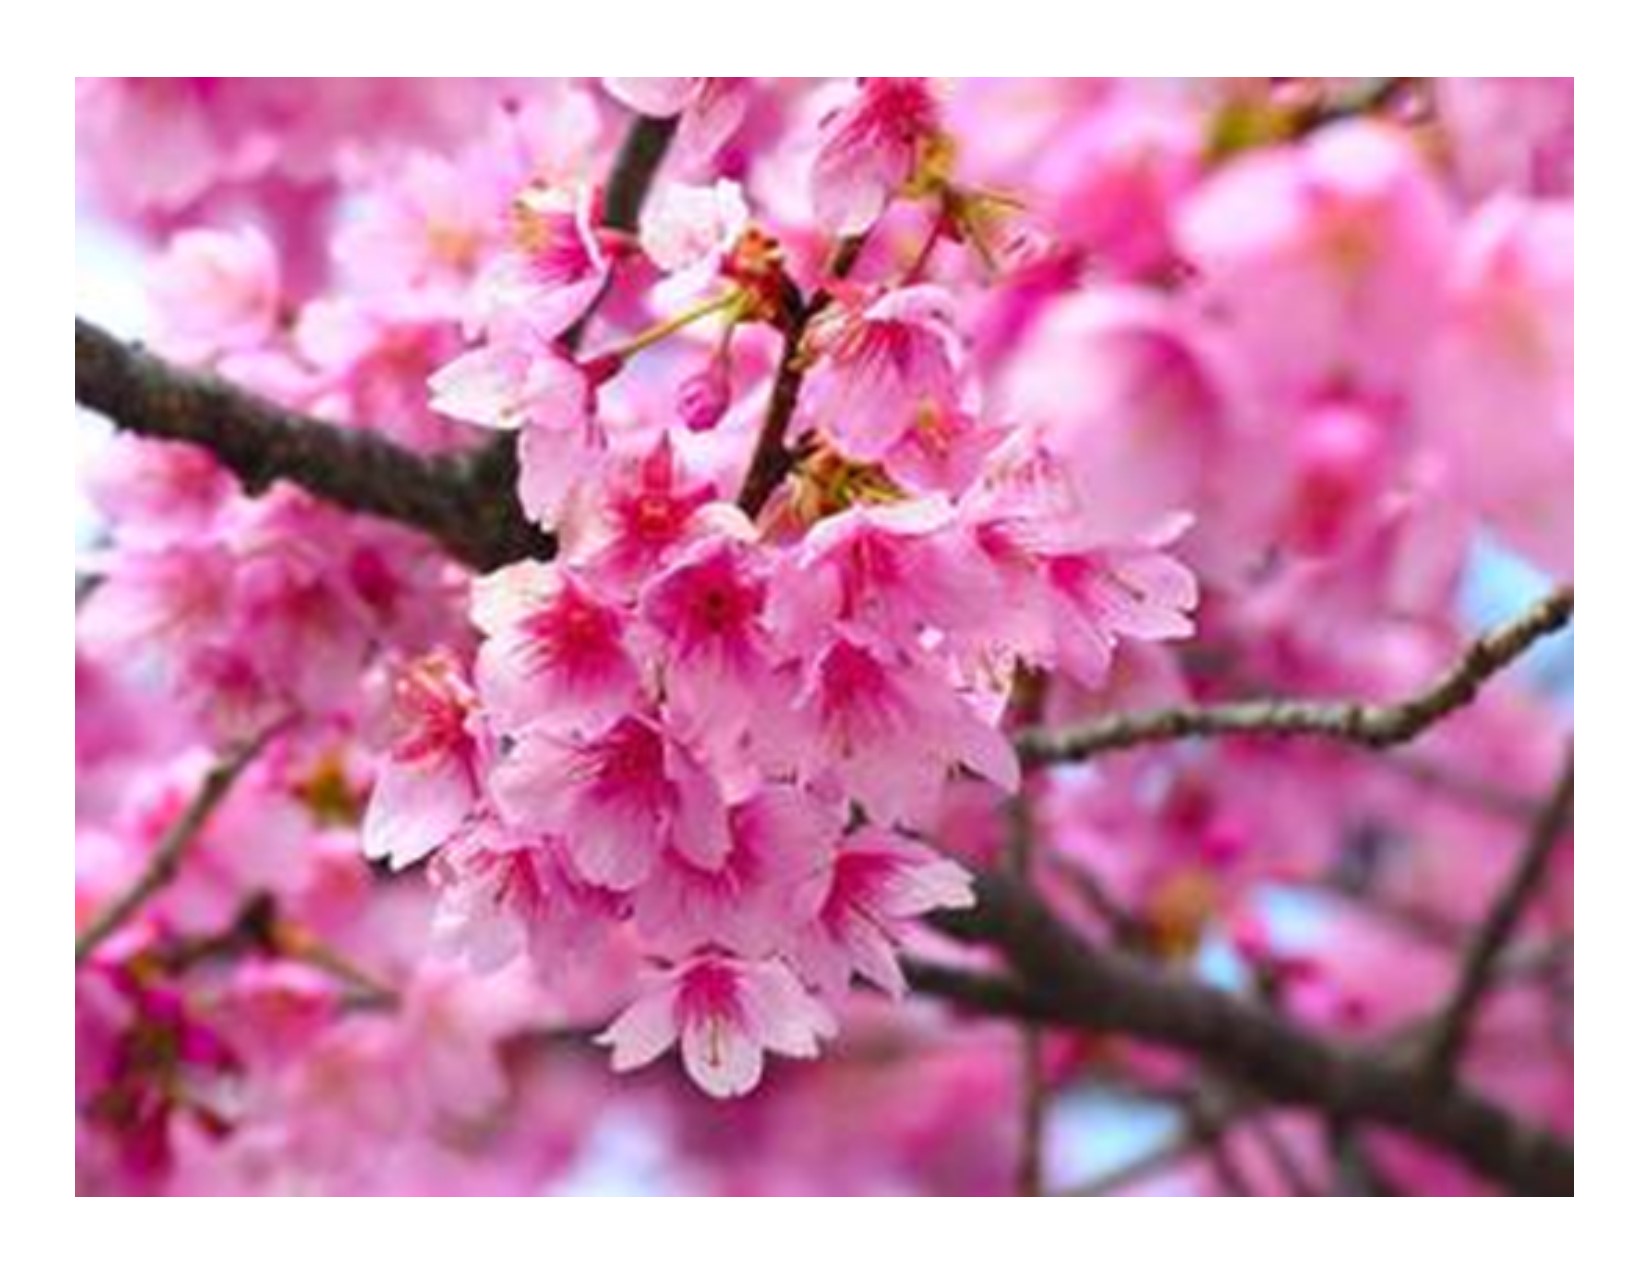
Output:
(9, 15), (1628, 1272)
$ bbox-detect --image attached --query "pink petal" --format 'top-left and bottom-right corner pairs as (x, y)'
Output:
(363, 750), (474, 870)
(681, 1015), (764, 1098)
(596, 982), (680, 1072)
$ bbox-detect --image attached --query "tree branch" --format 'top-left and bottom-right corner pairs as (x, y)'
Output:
(75, 317), (553, 571)
(736, 235), (867, 517)
(1424, 745), (1574, 1081)
(75, 725), (282, 966)
(75, 115), (686, 575)
(562, 112), (681, 353)
(911, 869), (1574, 1194)
(1017, 585), (1573, 767)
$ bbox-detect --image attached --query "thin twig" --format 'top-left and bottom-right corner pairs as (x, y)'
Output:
(1424, 745), (1575, 1081)
(1017, 586), (1573, 767)
(75, 725), (282, 965)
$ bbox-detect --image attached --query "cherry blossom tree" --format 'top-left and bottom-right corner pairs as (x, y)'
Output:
(75, 77), (1573, 1196)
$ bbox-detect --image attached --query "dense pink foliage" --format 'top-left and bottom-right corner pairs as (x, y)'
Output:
(76, 78), (1572, 1196)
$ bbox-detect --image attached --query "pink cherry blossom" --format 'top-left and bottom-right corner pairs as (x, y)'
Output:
(965, 458), (1199, 688)
(474, 183), (614, 342)
(630, 786), (837, 958)
(802, 284), (963, 464)
(1421, 197), (1574, 574)
(428, 340), (605, 524)
(597, 953), (835, 1098)
(471, 560), (639, 733)
(637, 532), (779, 752)
(1177, 120), (1456, 401)
(811, 77), (944, 234)
(790, 636), (1020, 828)
(148, 226), (282, 363)
(603, 78), (750, 164)
(429, 819), (623, 977)
(769, 495), (998, 659)
(490, 713), (730, 890)
(362, 652), (481, 870)
(639, 178), (750, 305)
(561, 435), (717, 588)
(795, 828), (975, 996)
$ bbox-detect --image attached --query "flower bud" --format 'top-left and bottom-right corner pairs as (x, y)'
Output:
(676, 358), (732, 433)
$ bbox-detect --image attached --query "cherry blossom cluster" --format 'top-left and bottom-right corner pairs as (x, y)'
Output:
(367, 76), (1198, 1095)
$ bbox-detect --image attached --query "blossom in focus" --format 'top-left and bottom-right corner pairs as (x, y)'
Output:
(597, 953), (836, 1098)
(362, 652), (481, 870)
(811, 77), (945, 235)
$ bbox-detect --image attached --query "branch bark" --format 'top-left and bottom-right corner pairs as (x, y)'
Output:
(1424, 745), (1574, 1080)
(1017, 585), (1573, 767)
(736, 235), (866, 517)
(75, 725), (281, 966)
(912, 869), (1574, 1195)
(76, 317), (553, 571)
(75, 115), (685, 574)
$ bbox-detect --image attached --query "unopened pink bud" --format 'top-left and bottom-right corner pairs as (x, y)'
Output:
(676, 359), (732, 433)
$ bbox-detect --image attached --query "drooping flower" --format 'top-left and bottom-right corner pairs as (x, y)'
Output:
(794, 829), (975, 997)
(788, 635), (1020, 827)
(596, 952), (835, 1098)
(811, 78), (945, 234)
(561, 435), (718, 589)
(636, 532), (781, 757)
(965, 449), (1199, 689)
(802, 284), (963, 464)
(630, 787), (838, 958)
(768, 495), (999, 660)
(639, 178), (751, 307)
(489, 714), (730, 891)
(429, 819), (624, 977)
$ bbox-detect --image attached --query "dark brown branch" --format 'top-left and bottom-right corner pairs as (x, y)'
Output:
(75, 317), (553, 571)
(911, 870), (1574, 1194)
(75, 116), (685, 575)
(562, 112), (681, 353)
(1424, 746), (1575, 1081)
(736, 236), (867, 517)
(1017, 585), (1573, 767)
(75, 725), (281, 966)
